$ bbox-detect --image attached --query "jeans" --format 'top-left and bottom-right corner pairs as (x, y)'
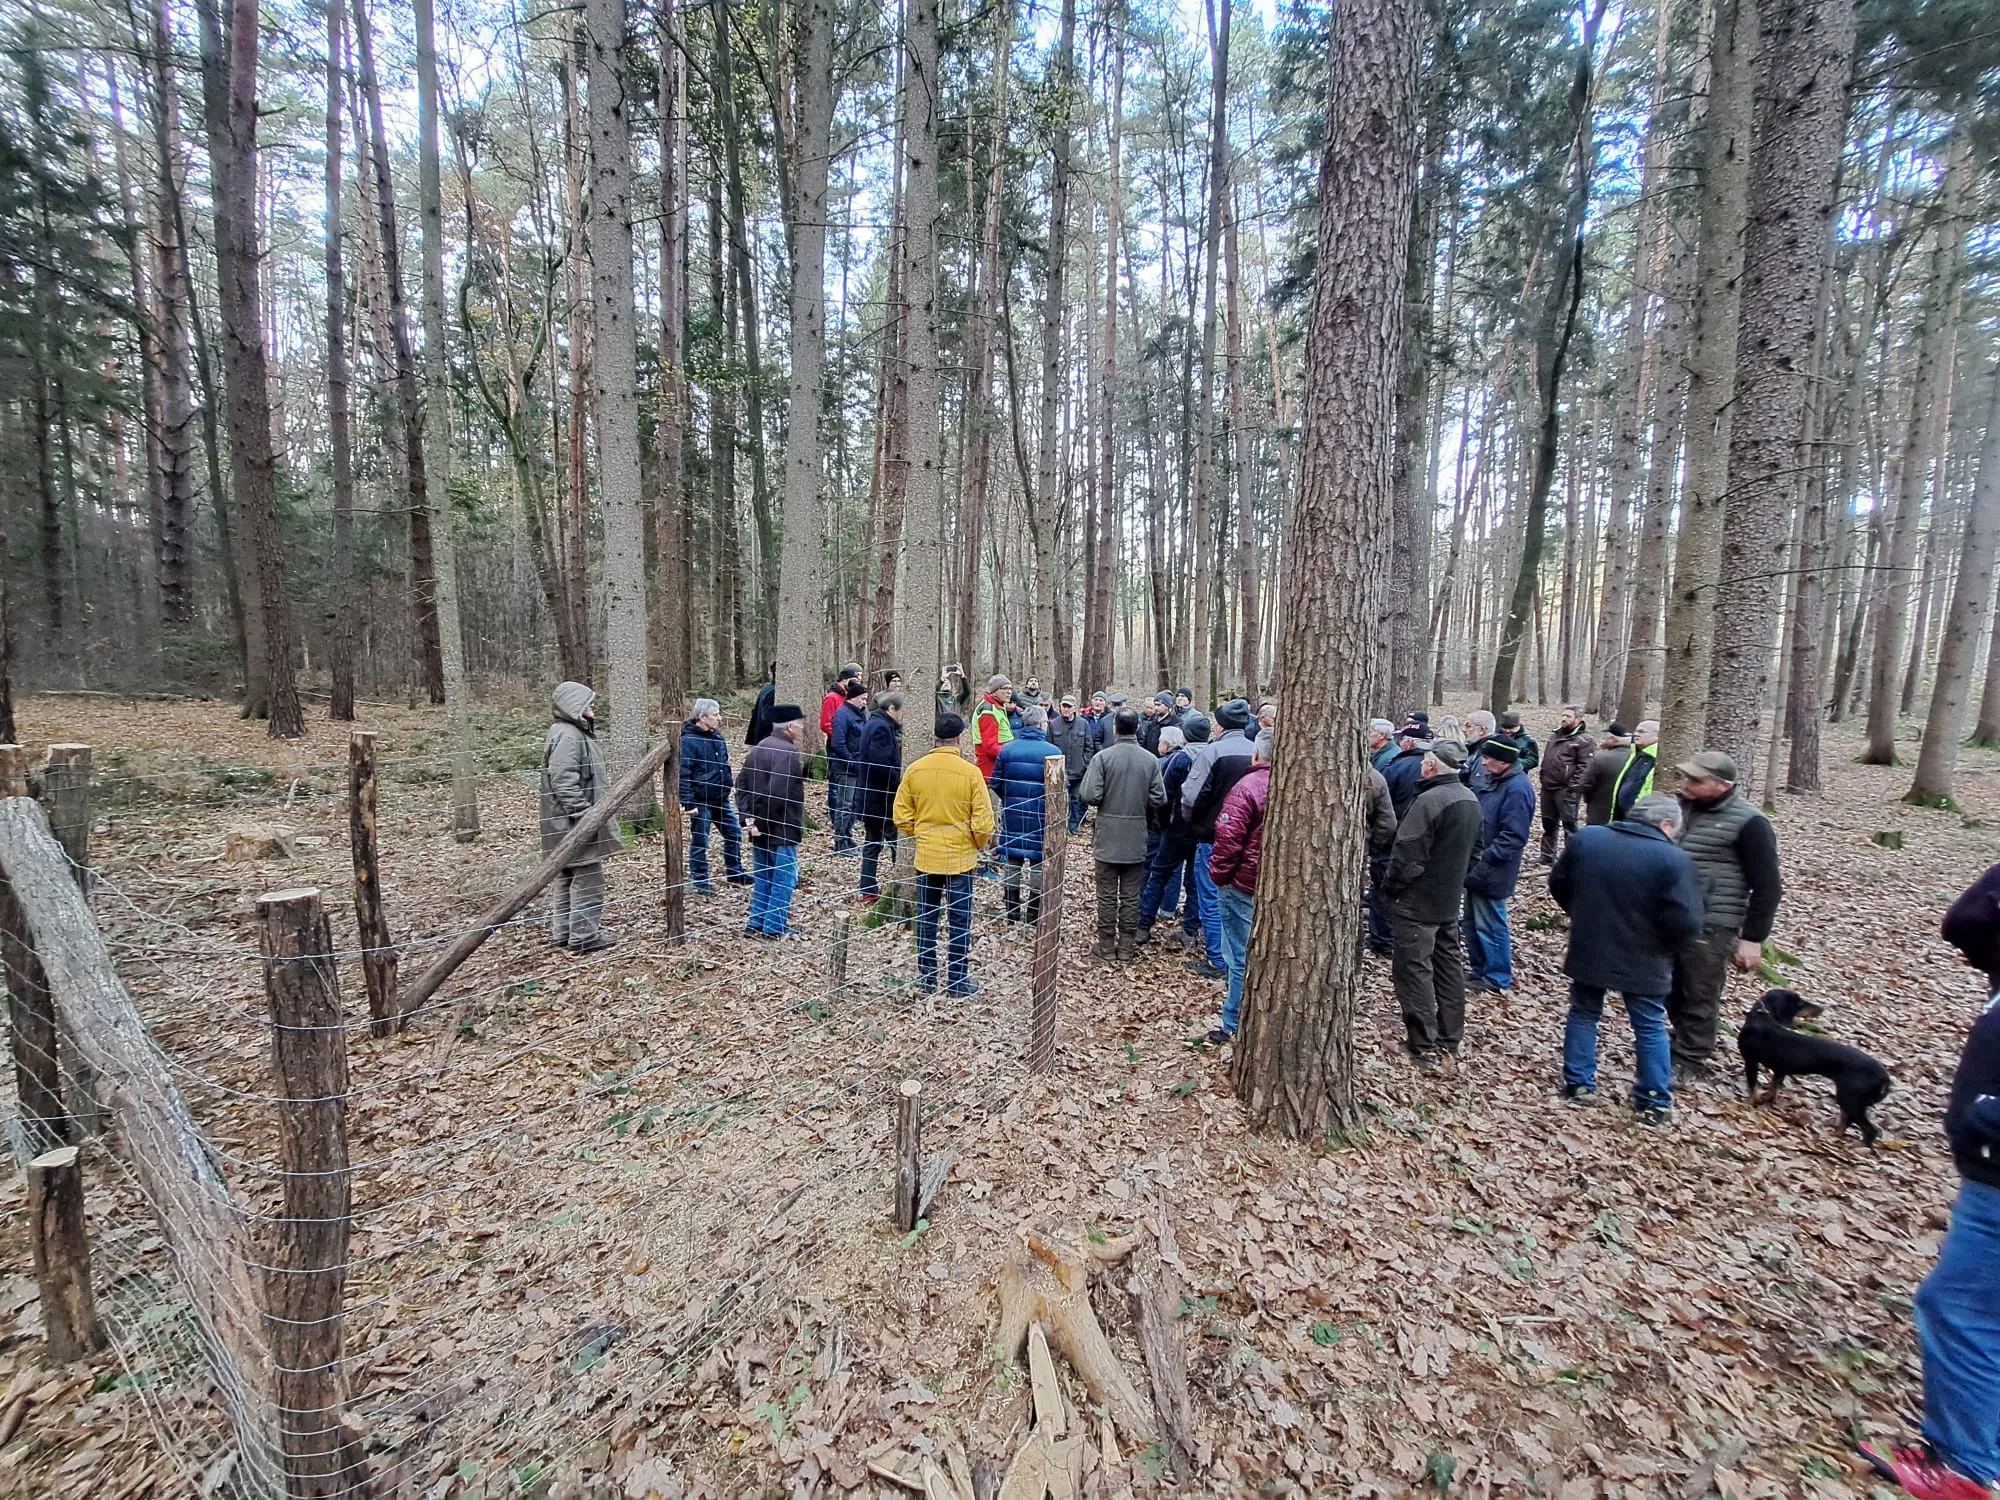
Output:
(859, 823), (892, 897)
(1217, 885), (1255, 1035)
(1365, 854), (1392, 953)
(828, 768), (859, 853)
(550, 861), (605, 946)
(1138, 833), (1194, 934)
(1669, 926), (1736, 1069)
(915, 872), (973, 993)
(1391, 914), (1465, 1053)
(687, 801), (745, 890)
(1191, 844), (1225, 968)
(1463, 892), (1513, 991)
(1916, 1179), (2000, 1484)
(747, 844), (799, 934)
(1067, 785), (1087, 835)
(1562, 983), (1672, 1112)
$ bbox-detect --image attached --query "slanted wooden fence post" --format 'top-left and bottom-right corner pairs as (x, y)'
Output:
(257, 888), (365, 1499)
(347, 733), (398, 1036)
(1028, 755), (1069, 1073)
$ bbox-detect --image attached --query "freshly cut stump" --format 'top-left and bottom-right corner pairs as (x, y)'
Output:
(995, 1233), (1158, 1449)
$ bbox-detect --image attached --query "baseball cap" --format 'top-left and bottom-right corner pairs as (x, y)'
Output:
(1677, 749), (1738, 783)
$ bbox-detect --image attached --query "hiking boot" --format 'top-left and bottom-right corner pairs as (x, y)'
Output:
(1412, 1050), (1443, 1075)
(1204, 1027), (1235, 1046)
(1117, 938), (1137, 961)
(1632, 1105), (1672, 1129)
(1184, 959), (1227, 981)
(1859, 1442), (1996, 1500)
(1672, 1062), (1714, 1089)
(570, 935), (617, 955)
(945, 979), (981, 999)
(1562, 1084), (1598, 1106)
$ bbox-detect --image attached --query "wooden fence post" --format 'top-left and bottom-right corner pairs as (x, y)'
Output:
(26, 1146), (102, 1362)
(830, 914), (851, 986)
(895, 1078), (922, 1232)
(347, 733), (399, 1036)
(661, 741), (686, 944)
(257, 888), (364, 1500)
(40, 745), (90, 894)
(1028, 755), (1068, 1074)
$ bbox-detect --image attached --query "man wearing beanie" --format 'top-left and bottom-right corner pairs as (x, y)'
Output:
(736, 703), (809, 937)
(893, 712), (994, 995)
(1858, 866), (2000, 1497)
(1178, 697), (1256, 980)
(1078, 707), (1167, 959)
(1581, 722), (1632, 827)
(1463, 735), (1536, 999)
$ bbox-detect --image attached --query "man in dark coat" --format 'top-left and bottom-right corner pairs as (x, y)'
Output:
(1868, 867), (2000, 1496)
(1580, 722), (1632, 826)
(1381, 726), (1433, 820)
(1538, 707), (1596, 862)
(828, 681), (869, 855)
(678, 697), (749, 893)
(1139, 715), (1206, 947)
(1363, 761), (1400, 956)
(746, 664), (778, 746)
(1049, 695), (1097, 833)
(735, 705), (808, 937)
(1382, 740), (1483, 1065)
(1548, 796), (1704, 1119)
(1464, 739), (1537, 996)
(1492, 711), (1540, 773)
(1078, 708), (1167, 960)
(855, 693), (905, 900)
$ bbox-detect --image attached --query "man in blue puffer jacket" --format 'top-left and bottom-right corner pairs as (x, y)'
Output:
(1464, 738), (1537, 997)
(678, 698), (749, 893)
(991, 706), (1067, 924)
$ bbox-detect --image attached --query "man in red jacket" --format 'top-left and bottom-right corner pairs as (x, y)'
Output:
(1205, 729), (1273, 1043)
(820, 663), (862, 739)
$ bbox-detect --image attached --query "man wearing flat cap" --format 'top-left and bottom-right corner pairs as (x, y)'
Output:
(1464, 735), (1537, 1001)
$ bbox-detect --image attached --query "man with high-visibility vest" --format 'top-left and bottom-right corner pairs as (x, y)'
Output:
(1612, 719), (1659, 821)
(973, 675), (1016, 783)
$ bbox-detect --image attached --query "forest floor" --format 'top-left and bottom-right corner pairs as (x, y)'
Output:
(0, 688), (1994, 1500)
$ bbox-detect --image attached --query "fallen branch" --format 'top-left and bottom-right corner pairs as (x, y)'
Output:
(398, 737), (674, 1019)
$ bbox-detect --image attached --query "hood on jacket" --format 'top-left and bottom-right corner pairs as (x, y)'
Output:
(554, 681), (596, 725)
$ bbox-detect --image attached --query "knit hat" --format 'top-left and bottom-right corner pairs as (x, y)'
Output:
(987, 674), (1012, 693)
(1183, 712), (1212, 744)
(1215, 698), (1253, 731)
(842, 679), (868, 699)
(1154, 691), (1176, 708)
(1603, 721), (1631, 743)
(1943, 864), (2000, 989)
(1480, 739), (1520, 766)
(770, 703), (805, 725)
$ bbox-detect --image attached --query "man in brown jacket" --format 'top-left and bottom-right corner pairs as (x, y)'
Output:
(1539, 707), (1597, 862)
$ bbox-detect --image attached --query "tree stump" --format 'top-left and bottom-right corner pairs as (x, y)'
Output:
(226, 824), (300, 862)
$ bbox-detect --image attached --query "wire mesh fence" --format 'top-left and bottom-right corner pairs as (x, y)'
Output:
(2, 740), (1095, 1497)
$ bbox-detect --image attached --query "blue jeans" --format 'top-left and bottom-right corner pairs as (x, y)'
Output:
(1562, 983), (1672, 1112)
(1217, 885), (1255, 1035)
(1916, 1178), (2000, 1484)
(1463, 892), (1513, 990)
(1192, 844), (1225, 968)
(1139, 835), (1193, 934)
(748, 844), (799, 934)
(687, 801), (745, 890)
(828, 768), (858, 853)
(915, 873), (973, 993)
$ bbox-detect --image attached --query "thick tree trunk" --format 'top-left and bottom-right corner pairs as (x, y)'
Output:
(1230, 0), (1417, 1139)
(1703, 0), (1854, 791)
(1087, 42), (1122, 697)
(1188, 0), (1231, 706)
(658, 1), (693, 708)
(1227, 193), (1259, 700)
(1658, 0), (1756, 776)
(324, 0), (358, 722)
(196, 0), (303, 737)
(898, 0), (945, 760)
(774, 0), (836, 736)
(1909, 364), (2000, 803)
(143, 5), (197, 631)
(1027, 0), (1078, 691)
(1862, 126), (1971, 764)
(583, 0), (653, 787)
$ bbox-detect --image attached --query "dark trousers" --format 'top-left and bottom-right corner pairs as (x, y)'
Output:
(1539, 789), (1580, 861)
(859, 820), (893, 897)
(1067, 783), (1087, 834)
(1392, 912), (1466, 1054)
(915, 872), (973, 993)
(1669, 926), (1736, 1068)
(1094, 861), (1145, 947)
(1365, 854), (1392, 953)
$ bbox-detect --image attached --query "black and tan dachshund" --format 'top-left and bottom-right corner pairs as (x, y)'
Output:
(1738, 989), (1892, 1145)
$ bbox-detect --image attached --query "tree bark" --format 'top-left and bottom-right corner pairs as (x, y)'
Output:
(195, 0), (304, 737)
(1658, 0), (1756, 776)
(1227, 191), (1259, 700)
(1703, 0), (1854, 791)
(1229, 0), (1418, 1139)
(898, 0), (945, 761)
(1188, 0), (1231, 706)
(324, 0), (358, 722)
(1088, 34), (1122, 697)
(142, 6), (197, 631)
(657, 0), (693, 728)
(1027, 0), (1079, 691)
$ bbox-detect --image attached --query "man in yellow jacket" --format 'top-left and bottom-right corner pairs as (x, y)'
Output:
(894, 712), (995, 996)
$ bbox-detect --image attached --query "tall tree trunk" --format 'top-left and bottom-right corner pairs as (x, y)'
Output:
(898, 0), (944, 759)
(353, 0), (446, 704)
(195, 0), (303, 735)
(774, 0), (836, 735)
(1087, 32), (1122, 696)
(1026, 0), (1078, 691)
(1228, 190), (1259, 699)
(1230, 0), (1417, 1139)
(325, 0), (358, 722)
(562, 47), (596, 681)
(657, 0), (693, 708)
(143, 3), (198, 632)
(414, 0), (480, 834)
(1658, 0), (1756, 774)
(1862, 124), (1971, 764)
(583, 0), (652, 785)
(1909, 363), (2000, 804)
(1702, 0), (1854, 791)
(709, 163), (742, 686)
(1188, 0), (1232, 705)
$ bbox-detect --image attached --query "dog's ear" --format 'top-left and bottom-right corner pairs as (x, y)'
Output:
(1758, 988), (1805, 1023)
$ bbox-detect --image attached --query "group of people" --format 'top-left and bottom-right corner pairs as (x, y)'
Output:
(1368, 706), (1780, 1122)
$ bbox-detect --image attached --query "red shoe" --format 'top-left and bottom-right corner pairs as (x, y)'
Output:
(1858, 1442), (1995, 1500)
(860, 893), (880, 906)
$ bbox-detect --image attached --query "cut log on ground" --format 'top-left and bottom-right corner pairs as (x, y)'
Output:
(995, 1233), (1158, 1450)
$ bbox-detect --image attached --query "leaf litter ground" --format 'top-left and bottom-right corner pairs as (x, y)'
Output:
(0, 692), (1993, 1499)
